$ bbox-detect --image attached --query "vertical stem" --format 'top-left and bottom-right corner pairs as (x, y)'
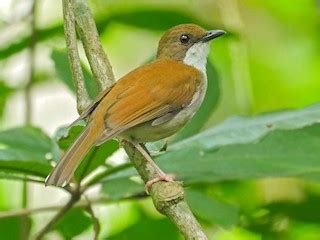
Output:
(24, 0), (37, 125)
(21, 1), (37, 239)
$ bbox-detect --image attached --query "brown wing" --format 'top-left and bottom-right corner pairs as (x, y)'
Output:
(91, 59), (202, 140)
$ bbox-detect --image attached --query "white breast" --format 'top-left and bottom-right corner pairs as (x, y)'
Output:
(183, 42), (210, 76)
(161, 41), (210, 131)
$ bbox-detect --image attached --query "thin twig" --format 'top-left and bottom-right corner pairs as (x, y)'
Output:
(0, 194), (147, 219)
(82, 162), (132, 191)
(84, 196), (100, 240)
(21, 1), (38, 239)
(24, 0), (37, 124)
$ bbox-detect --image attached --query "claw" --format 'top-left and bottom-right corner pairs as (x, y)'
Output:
(145, 173), (175, 194)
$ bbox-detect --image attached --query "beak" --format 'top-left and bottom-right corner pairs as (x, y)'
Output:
(201, 30), (226, 42)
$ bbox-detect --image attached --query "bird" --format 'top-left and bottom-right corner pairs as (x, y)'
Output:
(45, 23), (225, 187)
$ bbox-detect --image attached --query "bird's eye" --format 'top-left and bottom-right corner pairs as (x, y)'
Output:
(180, 34), (190, 44)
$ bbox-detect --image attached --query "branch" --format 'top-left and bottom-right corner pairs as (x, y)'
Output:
(84, 196), (100, 240)
(63, 0), (91, 113)
(71, 1), (208, 238)
(123, 142), (208, 239)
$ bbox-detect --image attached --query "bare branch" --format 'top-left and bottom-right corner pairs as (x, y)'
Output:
(73, 0), (115, 90)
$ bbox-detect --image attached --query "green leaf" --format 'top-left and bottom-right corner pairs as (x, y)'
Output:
(54, 208), (91, 239)
(0, 127), (57, 177)
(0, 81), (14, 120)
(75, 140), (119, 181)
(186, 189), (238, 228)
(173, 60), (220, 141)
(51, 49), (99, 99)
(54, 122), (86, 151)
(170, 103), (320, 152)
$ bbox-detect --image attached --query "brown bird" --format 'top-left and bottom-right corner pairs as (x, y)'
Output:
(45, 24), (225, 187)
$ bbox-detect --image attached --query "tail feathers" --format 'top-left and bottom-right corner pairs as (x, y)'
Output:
(45, 124), (100, 187)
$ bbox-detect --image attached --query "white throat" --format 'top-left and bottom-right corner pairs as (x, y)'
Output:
(183, 42), (210, 76)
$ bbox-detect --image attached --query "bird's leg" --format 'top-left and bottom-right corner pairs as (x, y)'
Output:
(132, 142), (175, 193)
(159, 138), (169, 152)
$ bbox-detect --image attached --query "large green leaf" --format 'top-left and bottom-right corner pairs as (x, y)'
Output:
(0, 127), (57, 177)
(170, 103), (320, 152)
(100, 103), (320, 185)
(51, 49), (99, 99)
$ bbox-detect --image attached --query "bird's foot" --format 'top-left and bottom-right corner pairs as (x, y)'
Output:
(145, 173), (176, 194)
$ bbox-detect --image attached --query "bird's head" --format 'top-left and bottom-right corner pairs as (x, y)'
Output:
(157, 24), (225, 71)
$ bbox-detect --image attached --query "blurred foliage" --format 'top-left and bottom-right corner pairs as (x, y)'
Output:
(0, 0), (320, 239)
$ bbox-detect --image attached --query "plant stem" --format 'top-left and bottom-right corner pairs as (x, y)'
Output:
(0, 194), (147, 219)
(21, 1), (38, 239)
(84, 196), (100, 240)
